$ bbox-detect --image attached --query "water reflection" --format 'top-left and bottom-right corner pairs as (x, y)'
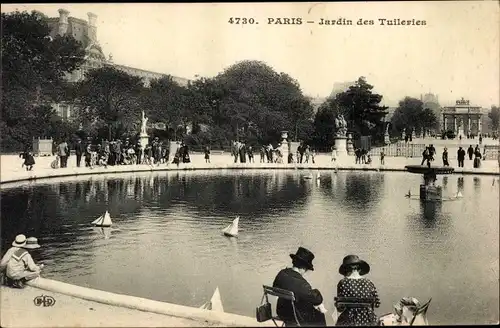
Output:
(457, 177), (464, 191)
(0, 171), (498, 325)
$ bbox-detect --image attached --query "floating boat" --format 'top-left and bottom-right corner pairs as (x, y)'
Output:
(199, 287), (224, 312)
(317, 172), (321, 180)
(92, 211), (112, 227)
(455, 191), (463, 198)
(222, 216), (239, 237)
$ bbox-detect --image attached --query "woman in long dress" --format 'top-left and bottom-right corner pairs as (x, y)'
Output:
(335, 255), (380, 326)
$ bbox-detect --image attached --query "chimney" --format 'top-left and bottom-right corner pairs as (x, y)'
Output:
(58, 8), (69, 36)
(87, 12), (98, 42)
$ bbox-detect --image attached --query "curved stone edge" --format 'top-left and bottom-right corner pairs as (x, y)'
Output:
(26, 277), (271, 327)
(1, 164), (498, 186)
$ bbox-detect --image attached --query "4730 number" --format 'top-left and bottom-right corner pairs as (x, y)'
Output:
(228, 17), (257, 25)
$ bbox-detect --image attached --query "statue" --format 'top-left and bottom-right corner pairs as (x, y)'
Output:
(334, 114), (348, 137)
(140, 110), (148, 135)
(385, 122), (391, 135)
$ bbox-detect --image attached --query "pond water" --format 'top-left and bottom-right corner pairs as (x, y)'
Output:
(1, 170), (498, 325)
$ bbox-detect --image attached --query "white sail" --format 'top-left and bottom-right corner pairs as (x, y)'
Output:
(317, 172), (321, 179)
(222, 216), (239, 237)
(93, 211), (112, 227)
(199, 287), (224, 312)
(91, 215), (103, 225)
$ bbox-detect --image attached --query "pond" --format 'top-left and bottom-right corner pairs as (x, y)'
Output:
(1, 170), (498, 325)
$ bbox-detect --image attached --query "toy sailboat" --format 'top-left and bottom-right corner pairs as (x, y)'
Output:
(199, 287), (224, 312)
(222, 216), (239, 237)
(317, 172), (321, 180)
(92, 211), (113, 227)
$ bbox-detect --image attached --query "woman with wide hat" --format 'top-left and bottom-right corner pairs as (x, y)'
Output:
(272, 247), (327, 326)
(334, 255), (380, 326)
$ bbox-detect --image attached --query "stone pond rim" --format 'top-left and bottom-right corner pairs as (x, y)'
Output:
(404, 165), (455, 175)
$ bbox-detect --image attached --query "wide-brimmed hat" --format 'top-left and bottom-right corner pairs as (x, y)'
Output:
(290, 247), (315, 271)
(12, 234), (27, 247)
(339, 255), (370, 276)
(23, 237), (41, 249)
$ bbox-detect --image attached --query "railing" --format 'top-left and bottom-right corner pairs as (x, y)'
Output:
(368, 143), (426, 158)
(484, 145), (499, 160)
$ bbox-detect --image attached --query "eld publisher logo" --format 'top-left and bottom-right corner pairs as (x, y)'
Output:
(33, 295), (56, 307)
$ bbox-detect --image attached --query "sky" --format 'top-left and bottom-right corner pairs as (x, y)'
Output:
(2, 2), (499, 108)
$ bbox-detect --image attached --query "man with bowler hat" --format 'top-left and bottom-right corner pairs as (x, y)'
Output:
(272, 247), (327, 326)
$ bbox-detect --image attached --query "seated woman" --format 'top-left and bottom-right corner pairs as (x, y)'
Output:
(334, 255), (380, 326)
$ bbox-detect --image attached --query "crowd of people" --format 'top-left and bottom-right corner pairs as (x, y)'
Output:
(230, 141), (319, 164)
(419, 143), (484, 169)
(19, 137), (194, 170)
(17, 136), (494, 172)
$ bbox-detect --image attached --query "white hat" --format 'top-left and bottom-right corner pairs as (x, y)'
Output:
(12, 234), (27, 247)
(23, 237), (41, 249)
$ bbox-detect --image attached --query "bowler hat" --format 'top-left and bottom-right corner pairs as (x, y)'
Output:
(23, 237), (41, 249)
(339, 255), (370, 276)
(12, 234), (26, 247)
(290, 247), (315, 271)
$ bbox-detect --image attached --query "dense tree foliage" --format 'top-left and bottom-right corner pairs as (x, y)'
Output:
(488, 105), (499, 132)
(312, 77), (388, 146)
(1, 10), (85, 151)
(390, 97), (439, 137)
(75, 66), (144, 140)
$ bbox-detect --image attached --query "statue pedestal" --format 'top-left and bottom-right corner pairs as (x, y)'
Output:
(346, 133), (354, 155)
(279, 131), (290, 163)
(384, 132), (390, 145)
(139, 133), (149, 161)
(334, 137), (348, 157)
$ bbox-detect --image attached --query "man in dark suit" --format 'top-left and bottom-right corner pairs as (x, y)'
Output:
(273, 247), (326, 327)
(75, 139), (85, 167)
(457, 147), (466, 167)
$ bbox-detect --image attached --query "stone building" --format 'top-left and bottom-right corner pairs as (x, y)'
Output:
(45, 9), (190, 120)
(442, 98), (484, 137)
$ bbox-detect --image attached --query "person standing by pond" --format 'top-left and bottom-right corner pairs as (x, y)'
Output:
(457, 147), (466, 168)
(442, 147), (450, 166)
(204, 146), (211, 163)
(19, 149), (35, 171)
(57, 139), (69, 168)
(334, 255), (380, 326)
(75, 139), (85, 168)
(273, 247), (327, 326)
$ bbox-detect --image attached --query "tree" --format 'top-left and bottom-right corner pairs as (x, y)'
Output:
(390, 97), (438, 137)
(488, 105), (499, 131)
(75, 66), (144, 140)
(335, 77), (388, 141)
(1, 10), (85, 151)
(141, 75), (191, 139)
(312, 98), (338, 147)
(212, 60), (313, 145)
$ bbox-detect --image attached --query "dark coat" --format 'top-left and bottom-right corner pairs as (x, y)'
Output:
(273, 268), (326, 327)
(75, 143), (85, 156)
